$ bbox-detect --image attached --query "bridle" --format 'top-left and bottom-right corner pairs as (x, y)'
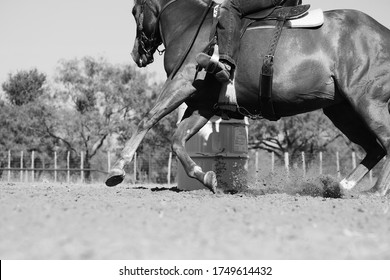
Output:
(135, 0), (214, 79)
(135, 0), (179, 60)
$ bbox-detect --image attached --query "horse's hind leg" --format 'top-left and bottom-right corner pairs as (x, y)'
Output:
(323, 102), (386, 190)
(339, 77), (390, 195)
(172, 107), (217, 193)
(352, 97), (390, 196)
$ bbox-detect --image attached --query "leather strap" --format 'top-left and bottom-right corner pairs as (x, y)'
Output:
(209, 4), (221, 65)
(210, 4), (221, 43)
(259, 8), (298, 121)
(169, 0), (214, 80)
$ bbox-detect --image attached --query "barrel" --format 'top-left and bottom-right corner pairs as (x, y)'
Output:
(177, 116), (249, 192)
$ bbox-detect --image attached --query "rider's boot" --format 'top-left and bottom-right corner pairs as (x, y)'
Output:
(195, 53), (233, 83)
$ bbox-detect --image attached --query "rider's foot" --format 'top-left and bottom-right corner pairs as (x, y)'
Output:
(196, 53), (232, 83)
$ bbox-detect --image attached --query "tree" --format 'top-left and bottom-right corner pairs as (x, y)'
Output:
(2, 69), (46, 106)
(0, 70), (57, 173)
(48, 56), (164, 180)
(248, 111), (348, 164)
(0, 58), (176, 182)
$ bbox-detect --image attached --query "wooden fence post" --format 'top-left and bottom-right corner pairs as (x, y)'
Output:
(54, 151), (57, 183)
(336, 151), (341, 178)
(25, 166), (28, 182)
(167, 152), (172, 186)
(107, 151), (111, 173)
(133, 152), (137, 184)
(271, 151), (275, 173)
(319, 151), (323, 175)
(67, 151), (70, 183)
(8, 150), (11, 182)
(284, 152), (289, 175)
(31, 151), (35, 183)
(302, 151), (306, 178)
(148, 151), (152, 183)
(80, 151), (84, 183)
(20, 151), (23, 182)
(255, 150), (259, 173)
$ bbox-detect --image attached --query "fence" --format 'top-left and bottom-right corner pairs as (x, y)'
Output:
(0, 149), (384, 184)
(247, 150), (384, 184)
(0, 150), (177, 185)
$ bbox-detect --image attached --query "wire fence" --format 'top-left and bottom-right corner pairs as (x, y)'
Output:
(0, 149), (384, 184)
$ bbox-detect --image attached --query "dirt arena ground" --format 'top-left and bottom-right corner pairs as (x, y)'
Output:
(1, 175), (390, 260)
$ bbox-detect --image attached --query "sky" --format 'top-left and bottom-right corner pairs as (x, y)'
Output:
(1, 0), (390, 89)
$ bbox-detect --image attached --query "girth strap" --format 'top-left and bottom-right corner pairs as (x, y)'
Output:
(259, 5), (309, 120)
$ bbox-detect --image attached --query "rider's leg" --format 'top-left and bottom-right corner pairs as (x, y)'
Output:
(197, 0), (284, 82)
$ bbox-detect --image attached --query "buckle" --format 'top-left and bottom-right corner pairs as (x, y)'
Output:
(264, 55), (274, 63)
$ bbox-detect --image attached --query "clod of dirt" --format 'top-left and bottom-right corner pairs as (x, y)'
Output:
(319, 176), (344, 198)
(296, 176), (344, 198)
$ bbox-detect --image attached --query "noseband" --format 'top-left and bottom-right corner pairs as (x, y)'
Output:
(136, 0), (179, 58)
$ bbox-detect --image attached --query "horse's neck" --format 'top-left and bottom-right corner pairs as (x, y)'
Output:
(160, 0), (209, 48)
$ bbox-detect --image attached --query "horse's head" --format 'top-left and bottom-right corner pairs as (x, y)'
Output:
(131, 0), (163, 67)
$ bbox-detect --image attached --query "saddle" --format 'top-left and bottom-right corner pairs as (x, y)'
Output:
(206, 0), (311, 121)
(245, 0), (305, 21)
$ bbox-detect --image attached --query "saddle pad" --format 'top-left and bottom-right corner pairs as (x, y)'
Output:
(246, 9), (324, 31)
(288, 8), (324, 28)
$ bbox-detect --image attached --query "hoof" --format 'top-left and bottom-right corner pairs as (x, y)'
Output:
(203, 171), (217, 194)
(105, 169), (125, 187)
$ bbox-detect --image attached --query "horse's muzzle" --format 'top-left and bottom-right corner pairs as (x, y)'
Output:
(131, 41), (154, 67)
(132, 52), (149, 67)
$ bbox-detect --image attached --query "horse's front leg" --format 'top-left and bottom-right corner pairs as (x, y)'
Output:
(105, 67), (197, 187)
(172, 107), (217, 193)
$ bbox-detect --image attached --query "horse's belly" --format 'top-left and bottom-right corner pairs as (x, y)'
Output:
(235, 26), (338, 115)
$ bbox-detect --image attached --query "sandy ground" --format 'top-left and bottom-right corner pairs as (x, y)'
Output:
(1, 177), (390, 260)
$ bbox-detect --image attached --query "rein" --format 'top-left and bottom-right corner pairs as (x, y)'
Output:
(167, 0), (214, 80)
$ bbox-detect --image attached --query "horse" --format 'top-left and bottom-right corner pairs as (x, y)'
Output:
(106, 0), (390, 196)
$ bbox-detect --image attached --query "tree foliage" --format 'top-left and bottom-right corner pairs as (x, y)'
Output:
(0, 57), (177, 180)
(46, 56), (175, 180)
(2, 69), (46, 106)
(248, 111), (353, 163)
(0, 69), (57, 170)
(41, 57), (146, 177)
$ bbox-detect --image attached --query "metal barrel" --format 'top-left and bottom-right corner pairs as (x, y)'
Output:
(177, 115), (249, 192)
